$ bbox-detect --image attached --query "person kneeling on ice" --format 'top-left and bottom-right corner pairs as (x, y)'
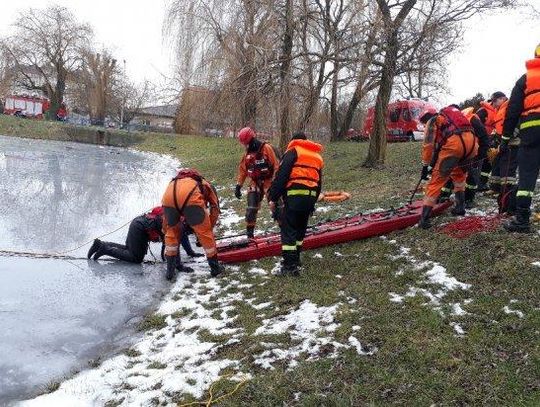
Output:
(418, 105), (478, 229)
(161, 168), (224, 280)
(268, 132), (324, 276)
(87, 207), (204, 267)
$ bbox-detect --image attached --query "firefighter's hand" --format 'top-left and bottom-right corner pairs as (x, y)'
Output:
(234, 184), (242, 199)
(269, 201), (276, 213)
(420, 165), (431, 181)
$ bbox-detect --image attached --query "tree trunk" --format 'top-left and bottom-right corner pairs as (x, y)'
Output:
(279, 0), (294, 151)
(330, 62), (340, 141)
(363, 30), (398, 168)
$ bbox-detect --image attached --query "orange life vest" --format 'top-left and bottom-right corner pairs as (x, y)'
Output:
(479, 101), (497, 134)
(523, 58), (540, 117)
(285, 139), (324, 189)
(494, 100), (509, 135)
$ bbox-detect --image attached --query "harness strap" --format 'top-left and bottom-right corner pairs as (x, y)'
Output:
(172, 179), (199, 216)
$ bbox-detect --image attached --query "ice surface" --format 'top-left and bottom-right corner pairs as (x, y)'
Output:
(0, 136), (178, 403)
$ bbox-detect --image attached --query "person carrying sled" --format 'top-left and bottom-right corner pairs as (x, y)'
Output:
(161, 168), (224, 279)
(235, 127), (280, 238)
(87, 207), (203, 269)
(268, 132), (323, 276)
(418, 106), (478, 229)
(503, 44), (540, 233)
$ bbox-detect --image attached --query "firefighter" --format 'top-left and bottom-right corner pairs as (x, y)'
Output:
(503, 44), (540, 233)
(476, 91), (508, 191)
(493, 99), (520, 214)
(235, 127), (280, 238)
(87, 207), (203, 269)
(268, 132), (323, 276)
(462, 106), (490, 208)
(161, 168), (224, 279)
(418, 106), (478, 229)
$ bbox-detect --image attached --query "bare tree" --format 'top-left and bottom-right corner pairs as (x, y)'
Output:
(1, 6), (92, 119)
(78, 49), (118, 126)
(364, 0), (519, 168)
(110, 79), (155, 126)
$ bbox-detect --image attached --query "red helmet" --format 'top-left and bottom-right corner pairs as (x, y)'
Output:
(238, 127), (255, 145)
(419, 108), (437, 124)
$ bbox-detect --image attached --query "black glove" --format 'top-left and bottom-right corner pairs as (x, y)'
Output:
(234, 184), (242, 199)
(420, 165), (431, 181)
(165, 255), (176, 281)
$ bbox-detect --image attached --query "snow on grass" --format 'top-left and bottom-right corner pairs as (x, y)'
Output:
(348, 336), (377, 356)
(253, 300), (375, 369)
(385, 241), (471, 333)
(451, 303), (468, 316)
(21, 262), (247, 406)
(450, 322), (465, 336)
(503, 305), (524, 318)
(532, 261), (540, 267)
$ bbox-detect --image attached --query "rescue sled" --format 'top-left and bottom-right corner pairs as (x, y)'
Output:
(217, 199), (451, 263)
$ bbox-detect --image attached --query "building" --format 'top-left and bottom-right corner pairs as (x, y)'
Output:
(131, 105), (177, 132)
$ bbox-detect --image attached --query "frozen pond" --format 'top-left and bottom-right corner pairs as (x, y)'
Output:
(0, 136), (178, 404)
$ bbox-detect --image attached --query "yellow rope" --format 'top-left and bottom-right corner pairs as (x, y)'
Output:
(54, 218), (134, 255)
(178, 374), (249, 407)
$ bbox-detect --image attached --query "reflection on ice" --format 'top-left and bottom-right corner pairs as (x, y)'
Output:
(0, 136), (179, 403)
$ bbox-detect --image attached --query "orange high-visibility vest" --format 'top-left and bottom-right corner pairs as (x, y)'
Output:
(523, 58), (540, 117)
(285, 139), (324, 189)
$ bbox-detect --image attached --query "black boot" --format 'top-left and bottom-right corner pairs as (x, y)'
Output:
(165, 255), (176, 280)
(93, 243), (140, 263)
(246, 226), (255, 239)
(296, 245), (303, 268)
(464, 188), (476, 209)
(278, 251), (299, 276)
(451, 191), (466, 216)
(208, 256), (224, 277)
(87, 239), (102, 259)
(418, 206), (433, 229)
(503, 207), (531, 233)
(176, 255), (194, 273)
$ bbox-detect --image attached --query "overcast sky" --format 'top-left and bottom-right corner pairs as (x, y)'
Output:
(1, 1), (539, 106)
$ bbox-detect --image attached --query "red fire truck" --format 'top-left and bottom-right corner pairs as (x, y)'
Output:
(362, 99), (438, 142)
(3, 94), (50, 119)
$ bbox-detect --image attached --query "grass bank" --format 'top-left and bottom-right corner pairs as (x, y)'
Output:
(3, 115), (539, 406)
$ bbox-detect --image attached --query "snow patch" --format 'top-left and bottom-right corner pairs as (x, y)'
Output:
(451, 322), (465, 336)
(22, 262), (247, 406)
(348, 336), (377, 355)
(503, 305), (524, 318)
(253, 300), (375, 369)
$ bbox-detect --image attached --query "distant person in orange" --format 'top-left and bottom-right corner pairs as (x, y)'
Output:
(418, 106), (478, 229)
(235, 127), (280, 238)
(161, 168), (223, 280)
(475, 91), (508, 191)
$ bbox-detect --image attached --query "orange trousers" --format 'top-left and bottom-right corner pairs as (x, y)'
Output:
(161, 179), (217, 258)
(424, 133), (478, 207)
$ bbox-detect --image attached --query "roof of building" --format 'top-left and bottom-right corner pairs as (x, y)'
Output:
(139, 105), (177, 118)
